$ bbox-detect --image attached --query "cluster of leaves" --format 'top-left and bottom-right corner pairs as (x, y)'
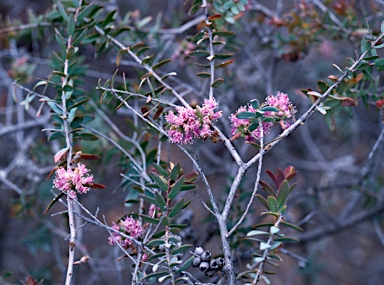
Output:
(137, 163), (199, 283)
(302, 24), (384, 130)
(238, 166), (303, 284)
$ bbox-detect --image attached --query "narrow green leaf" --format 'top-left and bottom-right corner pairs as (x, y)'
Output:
(196, 72), (211, 78)
(171, 244), (192, 255)
(260, 106), (279, 112)
(77, 133), (98, 141)
(139, 214), (160, 225)
(68, 14), (75, 36)
(259, 180), (277, 197)
(154, 191), (166, 210)
(44, 192), (65, 214)
(68, 98), (91, 110)
(274, 236), (299, 242)
(267, 196), (278, 213)
(168, 197), (185, 218)
(175, 255), (194, 274)
(281, 221), (304, 232)
(189, 50), (210, 57)
(277, 180), (289, 208)
(57, 1), (69, 22)
(256, 194), (269, 208)
(236, 111), (255, 119)
(152, 59), (171, 70)
(146, 239), (165, 247)
(362, 69), (375, 82)
(169, 164), (181, 181)
(152, 164), (169, 178)
(150, 172), (169, 192)
(246, 230), (269, 236)
(381, 20), (384, 33)
(168, 177), (184, 200)
(141, 271), (169, 280)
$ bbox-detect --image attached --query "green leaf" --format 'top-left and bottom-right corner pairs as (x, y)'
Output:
(150, 172), (169, 191)
(168, 177), (184, 200)
(77, 133), (98, 141)
(361, 38), (371, 54)
(152, 164), (169, 178)
(256, 194), (269, 208)
(267, 196), (278, 213)
(72, 28), (89, 46)
(236, 111), (255, 119)
(154, 191), (166, 210)
(68, 98), (91, 110)
(152, 59), (171, 70)
(274, 236), (299, 242)
(211, 78), (224, 88)
(381, 20), (384, 33)
(248, 122), (259, 132)
(362, 69), (375, 82)
(169, 164), (181, 181)
(189, 50), (210, 57)
(139, 214), (160, 225)
(57, 1), (69, 22)
(250, 99), (260, 109)
(44, 192), (65, 214)
(212, 31), (235, 37)
(146, 239), (165, 247)
(196, 72), (211, 78)
(215, 53), (234, 59)
(68, 14), (75, 36)
(141, 271), (169, 280)
(48, 131), (64, 141)
(171, 244), (192, 255)
(281, 221), (304, 231)
(168, 197), (186, 219)
(175, 255), (194, 274)
(246, 230), (269, 236)
(277, 180), (289, 208)
(260, 106), (279, 112)
(259, 180), (277, 197)
(375, 58), (384, 66)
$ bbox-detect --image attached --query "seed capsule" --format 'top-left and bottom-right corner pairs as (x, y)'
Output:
(200, 250), (212, 262)
(194, 246), (204, 256)
(192, 257), (201, 267)
(199, 261), (209, 272)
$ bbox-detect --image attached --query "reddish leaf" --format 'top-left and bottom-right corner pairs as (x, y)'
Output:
(91, 183), (106, 189)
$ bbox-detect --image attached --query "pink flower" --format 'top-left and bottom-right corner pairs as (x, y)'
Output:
(53, 163), (94, 198)
(230, 92), (296, 141)
(108, 217), (144, 249)
(166, 97), (222, 144)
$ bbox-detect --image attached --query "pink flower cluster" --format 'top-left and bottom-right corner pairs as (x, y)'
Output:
(108, 217), (144, 249)
(265, 92), (296, 129)
(53, 163), (94, 199)
(165, 97), (222, 144)
(230, 92), (296, 141)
